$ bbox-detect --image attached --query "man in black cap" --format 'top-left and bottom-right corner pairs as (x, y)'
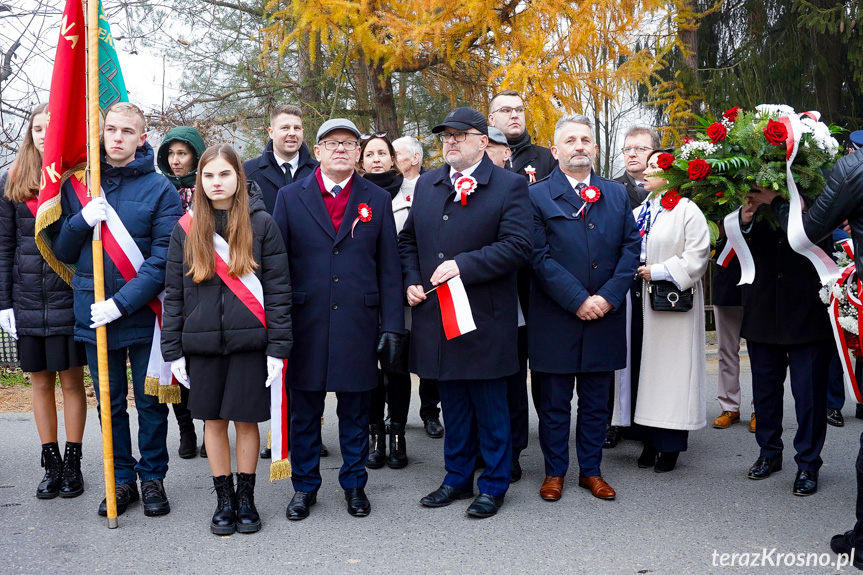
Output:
(399, 107), (532, 518)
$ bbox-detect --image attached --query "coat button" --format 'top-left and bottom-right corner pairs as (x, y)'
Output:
(777, 273), (784, 279)
(332, 275), (339, 283)
(438, 253), (444, 259)
(442, 215), (449, 221)
(333, 248), (339, 255)
(588, 222), (595, 229)
(591, 262), (598, 269)
(332, 303), (338, 310)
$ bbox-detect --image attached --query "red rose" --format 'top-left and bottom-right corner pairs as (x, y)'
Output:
(682, 137), (695, 144)
(657, 153), (675, 170)
(722, 107), (741, 122)
(763, 119), (788, 146)
(716, 192), (724, 197)
(687, 158), (711, 181)
(660, 190), (681, 210)
(706, 122), (727, 143)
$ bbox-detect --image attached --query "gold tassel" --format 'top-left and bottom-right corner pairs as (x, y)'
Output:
(144, 376), (160, 397)
(267, 430), (272, 449)
(158, 384), (181, 404)
(269, 458), (292, 482)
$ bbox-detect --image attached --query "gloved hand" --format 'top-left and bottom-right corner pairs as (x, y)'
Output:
(81, 196), (109, 228)
(266, 356), (284, 388)
(89, 298), (122, 328)
(376, 331), (404, 373)
(170, 357), (190, 388)
(0, 308), (17, 340)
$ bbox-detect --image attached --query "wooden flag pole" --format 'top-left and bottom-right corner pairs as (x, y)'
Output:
(85, 0), (118, 529)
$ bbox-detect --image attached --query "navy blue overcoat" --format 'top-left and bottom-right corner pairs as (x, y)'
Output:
(273, 170), (403, 393)
(398, 155), (533, 381)
(527, 168), (640, 373)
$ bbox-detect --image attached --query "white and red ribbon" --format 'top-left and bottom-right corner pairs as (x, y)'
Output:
(437, 276), (476, 340)
(525, 165), (537, 183)
(350, 203), (372, 238)
(717, 208), (756, 285)
(454, 176), (478, 206)
(828, 262), (863, 404)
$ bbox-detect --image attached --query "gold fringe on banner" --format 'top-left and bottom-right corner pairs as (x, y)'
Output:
(144, 376), (160, 397)
(158, 384), (181, 404)
(270, 458), (292, 482)
(267, 429), (271, 449)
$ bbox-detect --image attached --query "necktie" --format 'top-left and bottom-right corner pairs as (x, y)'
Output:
(452, 172), (463, 188)
(331, 184), (342, 197)
(282, 163), (292, 185)
(575, 182), (586, 193)
(637, 182), (645, 189)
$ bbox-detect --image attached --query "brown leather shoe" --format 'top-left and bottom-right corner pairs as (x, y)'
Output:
(578, 475), (615, 500)
(539, 476), (564, 501)
(713, 410), (740, 429)
(749, 413), (757, 433)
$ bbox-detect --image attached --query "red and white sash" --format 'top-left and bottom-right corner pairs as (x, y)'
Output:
(177, 213), (291, 480)
(70, 178), (177, 402)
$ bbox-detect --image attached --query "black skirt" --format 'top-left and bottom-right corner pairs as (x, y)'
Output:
(17, 335), (87, 373)
(187, 351), (270, 422)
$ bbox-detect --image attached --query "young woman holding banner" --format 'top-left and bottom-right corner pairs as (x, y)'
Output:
(0, 103), (88, 499)
(161, 144), (292, 535)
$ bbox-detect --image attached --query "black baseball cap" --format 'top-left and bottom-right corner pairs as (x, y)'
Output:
(432, 107), (488, 135)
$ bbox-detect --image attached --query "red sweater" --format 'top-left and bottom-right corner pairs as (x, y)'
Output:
(315, 167), (354, 233)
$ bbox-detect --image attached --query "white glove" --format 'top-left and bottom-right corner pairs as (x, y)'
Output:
(89, 298), (122, 328)
(266, 356), (284, 388)
(81, 196), (108, 228)
(0, 308), (17, 340)
(170, 357), (190, 388)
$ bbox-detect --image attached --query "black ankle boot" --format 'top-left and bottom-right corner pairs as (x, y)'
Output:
(211, 475), (237, 535)
(235, 473), (261, 533)
(654, 451), (680, 473)
(386, 423), (408, 469)
(637, 444), (659, 468)
(59, 442), (84, 498)
(366, 424), (386, 469)
(37, 442), (63, 499)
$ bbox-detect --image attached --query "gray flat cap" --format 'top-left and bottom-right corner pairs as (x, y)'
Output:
(317, 118), (361, 142)
(487, 127), (508, 146)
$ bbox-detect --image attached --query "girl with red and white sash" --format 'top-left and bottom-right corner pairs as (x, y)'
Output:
(161, 144), (292, 535)
(0, 104), (88, 500)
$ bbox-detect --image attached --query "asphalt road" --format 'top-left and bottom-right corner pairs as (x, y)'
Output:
(1, 356), (861, 574)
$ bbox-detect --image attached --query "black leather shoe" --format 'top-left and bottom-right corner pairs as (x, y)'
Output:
(604, 425), (621, 449)
(259, 447), (272, 459)
(37, 442), (63, 499)
(827, 408), (845, 427)
(510, 459), (522, 483)
(366, 424), (386, 469)
(178, 431), (198, 459)
(423, 418), (444, 439)
(386, 423), (408, 469)
(420, 484), (474, 507)
(637, 444), (659, 468)
(141, 478), (171, 516)
(320, 443), (329, 457)
(830, 531), (863, 569)
(793, 469), (818, 496)
(286, 491), (316, 521)
(748, 455), (782, 480)
(211, 475), (237, 535)
(466, 493), (504, 518)
(345, 487), (371, 517)
(654, 451), (679, 473)
(98, 482), (139, 516)
(59, 442), (84, 498)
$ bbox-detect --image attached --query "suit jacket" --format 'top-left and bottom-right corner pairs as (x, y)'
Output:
(273, 170), (403, 392)
(398, 155), (533, 381)
(528, 168), (641, 373)
(614, 172), (649, 210)
(243, 140), (319, 214)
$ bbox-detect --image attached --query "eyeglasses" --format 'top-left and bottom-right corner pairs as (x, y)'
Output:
(621, 146), (653, 155)
(437, 132), (485, 143)
(319, 140), (360, 151)
(360, 131), (388, 140)
(491, 106), (526, 116)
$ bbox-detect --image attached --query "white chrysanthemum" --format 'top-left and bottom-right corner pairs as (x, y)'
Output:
(820, 285), (832, 305)
(839, 316), (859, 335)
(756, 104), (796, 117)
(834, 283), (845, 299)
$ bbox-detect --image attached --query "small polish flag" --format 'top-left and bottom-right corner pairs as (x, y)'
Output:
(437, 276), (477, 340)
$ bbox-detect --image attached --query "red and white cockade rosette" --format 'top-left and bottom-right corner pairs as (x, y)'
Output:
(350, 203), (373, 238)
(454, 175), (478, 206)
(575, 185), (601, 218)
(525, 165), (537, 183)
(828, 239), (863, 403)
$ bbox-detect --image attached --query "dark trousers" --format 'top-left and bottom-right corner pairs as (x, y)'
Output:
(620, 281), (645, 440)
(636, 425), (689, 452)
(290, 389), (371, 492)
(537, 371), (612, 478)
(370, 369), (411, 426)
(506, 326), (529, 457)
(827, 348), (846, 410)
(747, 339), (832, 472)
(419, 378), (441, 421)
(438, 378), (511, 498)
(85, 343), (169, 485)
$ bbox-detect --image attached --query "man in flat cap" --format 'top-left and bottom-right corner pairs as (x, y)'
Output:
(273, 118), (404, 520)
(399, 107), (533, 518)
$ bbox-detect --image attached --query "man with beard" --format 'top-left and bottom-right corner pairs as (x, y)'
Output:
(528, 114), (640, 502)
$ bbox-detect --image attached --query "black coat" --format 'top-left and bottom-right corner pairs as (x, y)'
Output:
(614, 172), (649, 211)
(711, 237), (742, 307)
(243, 140), (319, 214)
(399, 155), (533, 380)
(161, 184), (292, 360)
(0, 172), (76, 337)
(508, 140), (556, 181)
(740, 210), (833, 345)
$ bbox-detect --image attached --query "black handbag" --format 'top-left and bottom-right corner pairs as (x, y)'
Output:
(647, 280), (695, 312)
